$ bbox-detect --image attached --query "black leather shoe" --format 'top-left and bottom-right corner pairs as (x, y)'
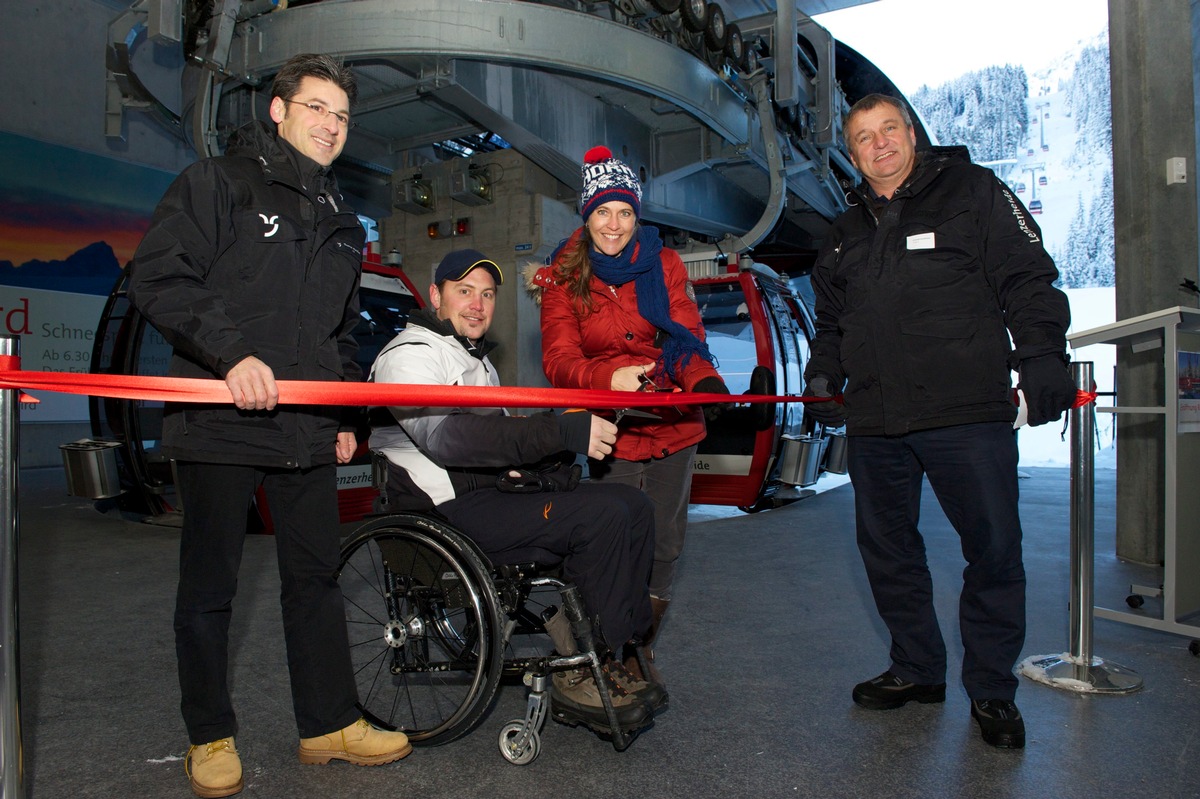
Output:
(852, 670), (946, 710)
(971, 699), (1025, 749)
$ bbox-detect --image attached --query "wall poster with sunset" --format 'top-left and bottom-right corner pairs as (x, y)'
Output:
(0, 131), (178, 421)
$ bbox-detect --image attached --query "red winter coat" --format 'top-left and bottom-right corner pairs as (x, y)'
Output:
(537, 233), (721, 461)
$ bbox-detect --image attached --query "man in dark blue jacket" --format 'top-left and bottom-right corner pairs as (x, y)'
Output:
(803, 93), (1076, 750)
(129, 53), (410, 798)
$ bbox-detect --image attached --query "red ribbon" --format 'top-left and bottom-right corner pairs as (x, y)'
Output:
(0, 356), (1098, 411)
(0, 356), (785, 409)
(1072, 391), (1098, 408)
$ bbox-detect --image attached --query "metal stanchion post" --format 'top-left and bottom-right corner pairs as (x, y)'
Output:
(1019, 360), (1142, 693)
(0, 335), (25, 798)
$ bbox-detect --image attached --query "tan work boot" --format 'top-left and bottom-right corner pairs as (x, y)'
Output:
(298, 718), (413, 766)
(185, 737), (243, 798)
(550, 666), (651, 734)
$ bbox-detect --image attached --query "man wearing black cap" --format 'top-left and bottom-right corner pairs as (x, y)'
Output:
(369, 249), (665, 736)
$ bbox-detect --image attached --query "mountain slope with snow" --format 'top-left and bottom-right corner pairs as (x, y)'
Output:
(909, 29), (1113, 288)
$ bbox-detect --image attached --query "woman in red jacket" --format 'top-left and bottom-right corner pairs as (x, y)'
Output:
(531, 146), (729, 685)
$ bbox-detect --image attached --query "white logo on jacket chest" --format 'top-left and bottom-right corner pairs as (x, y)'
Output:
(258, 214), (280, 237)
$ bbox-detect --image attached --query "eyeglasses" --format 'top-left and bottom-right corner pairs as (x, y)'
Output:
(283, 100), (353, 128)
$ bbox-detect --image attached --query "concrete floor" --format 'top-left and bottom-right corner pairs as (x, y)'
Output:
(11, 465), (1200, 799)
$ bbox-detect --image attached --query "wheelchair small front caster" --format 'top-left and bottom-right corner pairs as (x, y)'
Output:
(1126, 594), (1145, 609)
(1188, 640), (1200, 658)
(498, 720), (540, 765)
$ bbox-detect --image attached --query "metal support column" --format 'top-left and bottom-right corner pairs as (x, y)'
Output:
(0, 335), (25, 798)
(1019, 360), (1143, 693)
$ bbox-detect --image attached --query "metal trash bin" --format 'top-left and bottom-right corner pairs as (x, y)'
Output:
(59, 439), (123, 500)
(824, 432), (849, 475)
(779, 435), (825, 487)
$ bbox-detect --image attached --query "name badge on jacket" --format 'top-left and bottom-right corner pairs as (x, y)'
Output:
(907, 232), (936, 250)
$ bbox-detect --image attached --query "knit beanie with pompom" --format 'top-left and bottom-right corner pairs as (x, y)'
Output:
(579, 145), (642, 221)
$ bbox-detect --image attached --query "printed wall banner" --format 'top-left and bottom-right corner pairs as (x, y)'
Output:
(1, 286), (110, 421)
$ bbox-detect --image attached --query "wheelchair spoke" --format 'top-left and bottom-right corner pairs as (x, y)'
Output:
(338, 518), (504, 745)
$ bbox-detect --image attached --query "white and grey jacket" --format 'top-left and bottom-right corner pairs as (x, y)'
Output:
(369, 310), (592, 508)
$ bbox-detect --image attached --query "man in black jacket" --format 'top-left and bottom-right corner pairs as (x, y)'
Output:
(802, 94), (1076, 750)
(129, 54), (410, 798)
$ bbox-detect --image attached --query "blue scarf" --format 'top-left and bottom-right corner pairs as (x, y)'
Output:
(587, 225), (715, 381)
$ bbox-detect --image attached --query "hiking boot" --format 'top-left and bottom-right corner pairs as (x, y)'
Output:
(624, 596), (669, 685)
(298, 718), (413, 766)
(971, 699), (1026, 749)
(550, 667), (652, 734)
(603, 657), (668, 711)
(623, 646), (661, 685)
(185, 737), (242, 798)
(852, 670), (946, 710)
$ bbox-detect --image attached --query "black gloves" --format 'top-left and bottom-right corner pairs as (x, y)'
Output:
(1018, 354), (1076, 427)
(693, 376), (732, 423)
(497, 453), (582, 493)
(802, 375), (847, 427)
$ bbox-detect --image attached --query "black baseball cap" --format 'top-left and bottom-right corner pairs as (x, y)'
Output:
(433, 249), (504, 286)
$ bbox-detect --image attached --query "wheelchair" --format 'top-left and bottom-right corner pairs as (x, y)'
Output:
(336, 510), (651, 765)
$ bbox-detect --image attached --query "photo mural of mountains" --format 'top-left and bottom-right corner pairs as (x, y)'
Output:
(0, 241), (123, 297)
(0, 131), (178, 298)
(910, 28), (1114, 288)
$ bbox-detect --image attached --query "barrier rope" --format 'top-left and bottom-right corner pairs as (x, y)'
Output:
(0, 355), (1097, 412)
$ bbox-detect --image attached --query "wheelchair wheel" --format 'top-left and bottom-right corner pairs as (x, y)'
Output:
(338, 514), (505, 746)
(498, 720), (541, 765)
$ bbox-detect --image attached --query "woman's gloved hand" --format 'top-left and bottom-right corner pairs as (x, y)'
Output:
(693, 376), (731, 423)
